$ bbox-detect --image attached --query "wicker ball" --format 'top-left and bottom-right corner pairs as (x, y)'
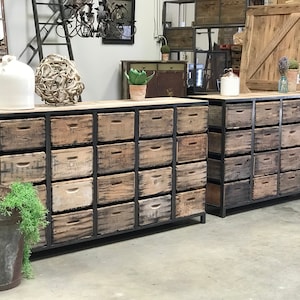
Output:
(35, 54), (85, 105)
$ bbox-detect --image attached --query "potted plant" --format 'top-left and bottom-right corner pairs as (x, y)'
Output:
(124, 68), (155, 100)
(161, 44), (171, 62)
(287, 58), (299, 92)
(0, 182), (48, 290)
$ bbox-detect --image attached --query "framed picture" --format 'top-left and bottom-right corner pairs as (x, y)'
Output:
(102, 0), (135, 44)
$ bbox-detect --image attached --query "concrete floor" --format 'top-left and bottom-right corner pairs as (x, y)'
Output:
(1, 199), (300, 300)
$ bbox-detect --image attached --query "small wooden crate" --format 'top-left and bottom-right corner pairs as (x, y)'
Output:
(177, 106), (208, 134)
(98, 112), (135, 142)
(176, 189), (205, 218)
(138, 194), (171, 226)
(282, 99), (300, 124)
(164, 27), (194, 51)
(281, 124), (300, 148)
(52, 146), (93, 181)
(98, 202), (135, 235)
(98, 142), (135, 175)
(139, 138), (173, 168)
(253, 174), (278, 200)
(52, 178), (93, 212)
(254, 127), (279, 152)
(139, 109), (173, 138)
(254, 151), (279, 176)
(98, 172), (135, 205)
(255, 102), (280, 127)
(139, 167), (172, 197)
(0, 118), (45, 151)
(280, 170), (300, 195)
(177, 134), (207, 163)
(176, 161), (207, 191)
(51, 114), (93, 147)
(281, 147), (300, 172)
(0, 152), (46, 184)
(52, 209), (93, 244)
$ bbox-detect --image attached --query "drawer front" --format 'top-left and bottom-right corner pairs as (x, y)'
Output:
(254, 127), (279, 152)
(52, 147), (93, 181)
(36, 184), (47, 208)
(280, 170), (300, 195)
(176, 161), (207, 191)
(98, 202), (135, 235)
(281, 147), (300, 172)
(176, 189), (205, 218)
(177, 134), (207, 163)
(98, 172), (135, 205)
(177, 106), (208, 134)
(139, 109), (173, 138)
(138, 194), (171, 226)
(0, 118), (45, 151)
(129, 63), (157, 71)
(98, 112), (135, 142)
(281, 124), (300, 148)
(253, 174), (277, 200)
(52, 178), (93, 212)
(52, 209), (93, 244)
(51, 114), (93, 147)
(0, 152), (46, 184)
(157, 63), (185, 71)
(98, 142), (135, 174)
(139, 167), (172, 197)
(139, 138), (173, 168)
(255, 101), (280, 126)
(254, 151), (279, 176)
(282, 100), (300, 124)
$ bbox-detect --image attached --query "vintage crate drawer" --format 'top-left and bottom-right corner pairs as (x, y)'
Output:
(177, 106), (208, 134)
(280, 170), (300, 195)
(177, 134), (207, 163)
(51, 114), (93, 147)
(0, 152), (46, 184)
(176, 189), (205, 218)
(98, 172), (135, 205)
(36, 184), (47, 208)
(282, 99), (300, 124)
(208, 155), (251, 182)
(138, 194), (171, 226)
(157, 63), (185, 71)
(139, 167), (172, 197)
(208, 103), (252, 129)
(98, 112), (134, 142)
(254, 151), (279, 176)
(255, 101), (280, 126)
(206, 180), (250, 207)
(52, 178), (93, 212)
(129, 63), (157, 71)
(52, 146), (93, 181)
(253, 174), (277, 200)
(139, 138), (173, 168)
(139, 109), (173, 138)
(34, 227), (47, 249)
(52, 209), (93, 244)
(165, 28), (193, 50)
(281, 124), (300, 148)
(176, 161), (207, 191)
(0, 118), (45, 151)
(281, 147), (300, 172)
(208, 130), (252, 156)
(98, 142), (135, 174)
(98, 202), (135, 235)
(254, 126), (279, 152)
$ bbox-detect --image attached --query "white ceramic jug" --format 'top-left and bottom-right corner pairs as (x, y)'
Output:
(0, 55), (35, 110)
(220, 68), (240, 97)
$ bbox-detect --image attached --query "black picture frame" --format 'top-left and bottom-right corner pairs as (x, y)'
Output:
(102, 0), (135, 45)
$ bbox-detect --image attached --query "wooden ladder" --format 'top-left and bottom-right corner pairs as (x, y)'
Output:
(0, 0), (8, 61)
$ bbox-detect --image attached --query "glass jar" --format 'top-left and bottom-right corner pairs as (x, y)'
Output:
(278, 75), (288, 93)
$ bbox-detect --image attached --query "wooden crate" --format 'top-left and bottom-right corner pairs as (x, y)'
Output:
(253, 174), (278, 200)
(164, 27), (194, 51)
(208, 155), (251, 182)
(139, 109), (173, 138)
(51, 114), (93, 147)
(240, 4), (300, 92)
(281, 124), (300, 148)
(52, 209), (93, 244)
(139, 138), (173, 168)
(138, 194), (171, 226)
(280, 170), (300, 195)
(98, 112), (135, 142)
(176, 161), (207, 191)
(98, 172), (135, 205)
(254, 151), (279, 176)
(0, 118), (45, 151)
(98, 202), (135, 235)
(254, 126), (279, 151)
(0, 152), (46, 184)
(139, 167), (172, 197)
(255, 102), (280, 126)
(98, 142), (135, 175)
(52, 178), (93, 212)
(176, 189), (205, 218)
(281, 147), (300, 172)
(52, 146), (93, 181)
(282, 99), (300, 124)
(177, 106), (208, 134)
(177, 134), (207, 163)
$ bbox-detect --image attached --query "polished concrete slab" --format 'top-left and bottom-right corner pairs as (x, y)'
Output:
(1, 199), (300, 300)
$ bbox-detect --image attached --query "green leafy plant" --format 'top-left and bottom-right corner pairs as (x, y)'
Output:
(0, 182), (48, 279)
(160, 44), (170, 54)
(288, 58), (299, 69)
(125, 68), (155, 85)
